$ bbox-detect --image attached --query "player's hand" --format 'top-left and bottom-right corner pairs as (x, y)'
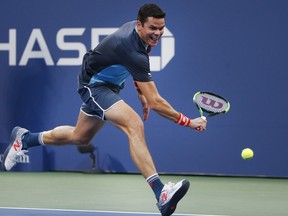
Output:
(138, 94), (150, 121)
(190, 116), (207, 131)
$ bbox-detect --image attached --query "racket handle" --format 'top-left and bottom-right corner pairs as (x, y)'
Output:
(196, 116), (206, 131)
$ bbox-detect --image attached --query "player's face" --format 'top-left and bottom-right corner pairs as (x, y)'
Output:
(137, 17), (165, 47)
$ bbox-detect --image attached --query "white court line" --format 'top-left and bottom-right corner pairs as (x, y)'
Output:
(0, 207), (228, 216)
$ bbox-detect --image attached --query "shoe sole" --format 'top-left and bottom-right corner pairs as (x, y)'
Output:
(2, 126), (22, 171)
(162, 179), (190, 216)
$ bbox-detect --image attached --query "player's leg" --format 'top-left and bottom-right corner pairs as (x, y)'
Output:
(105, 100), (165, 200)
(42, 110), (105, 146)
(104, 100), (190, 216)
(105, 101), (190, 216)
(2, 110), (104, 171)
(105, 100), (156, 178)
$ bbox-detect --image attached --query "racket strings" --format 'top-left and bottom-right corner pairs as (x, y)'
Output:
(194, 93), (229, 113)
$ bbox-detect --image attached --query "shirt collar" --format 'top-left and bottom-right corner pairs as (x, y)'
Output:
(134, 26), (150, 52)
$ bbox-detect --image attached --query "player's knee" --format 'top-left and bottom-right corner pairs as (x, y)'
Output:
(72, 135), (91, 146)
(127, 118), (144, 136)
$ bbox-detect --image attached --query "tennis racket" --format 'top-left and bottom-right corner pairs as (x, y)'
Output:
(193, 91), (230, 121)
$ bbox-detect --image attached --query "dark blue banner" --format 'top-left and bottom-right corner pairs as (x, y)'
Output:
(1, 0), (288, 177)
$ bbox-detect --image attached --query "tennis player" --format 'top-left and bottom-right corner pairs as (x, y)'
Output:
(3, 4), (207, 216)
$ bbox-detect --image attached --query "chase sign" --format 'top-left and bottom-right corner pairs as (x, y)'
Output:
(0, 27), (175, 71)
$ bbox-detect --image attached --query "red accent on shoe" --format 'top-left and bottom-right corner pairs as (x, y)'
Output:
(13, 140), (21, 151)
(161, 191), (168, 201)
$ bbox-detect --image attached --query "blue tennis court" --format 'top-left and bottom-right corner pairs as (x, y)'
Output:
(0, 208), (226, 216)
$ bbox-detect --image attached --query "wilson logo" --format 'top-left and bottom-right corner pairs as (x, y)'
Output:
(201, 96), (223, 109)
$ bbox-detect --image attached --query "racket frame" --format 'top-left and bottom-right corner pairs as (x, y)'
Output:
(193, 91), (230, 118)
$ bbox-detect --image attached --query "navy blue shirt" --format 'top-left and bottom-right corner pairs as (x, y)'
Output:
(78, 21), (153, 89)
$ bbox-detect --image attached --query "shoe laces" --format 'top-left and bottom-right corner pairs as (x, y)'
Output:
(164, 181), (175, 189)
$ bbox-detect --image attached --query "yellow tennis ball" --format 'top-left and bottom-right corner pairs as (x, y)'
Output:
(241, 148), (254, 160)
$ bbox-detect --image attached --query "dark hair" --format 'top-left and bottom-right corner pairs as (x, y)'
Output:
(137, 3), (166, 25)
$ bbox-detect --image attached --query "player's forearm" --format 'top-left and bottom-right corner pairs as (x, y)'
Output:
(149, 96), (179, 122)
(150, 96), (193, 127)
(134, 81), (183, 123)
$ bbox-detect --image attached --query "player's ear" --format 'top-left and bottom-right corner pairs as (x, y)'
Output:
(136, 20), (143, 30)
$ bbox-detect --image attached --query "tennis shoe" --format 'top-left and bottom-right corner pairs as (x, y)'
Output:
(157, 179), (190, 216)
(2, 126), (29, 171)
